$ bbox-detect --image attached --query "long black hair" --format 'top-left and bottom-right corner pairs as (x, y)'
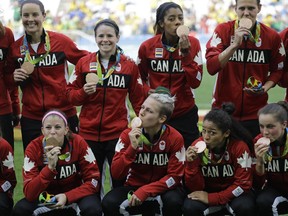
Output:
(204, 102), (254, 151)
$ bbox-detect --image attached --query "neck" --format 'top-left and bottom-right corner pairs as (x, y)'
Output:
(100, 48), (117, 60)
(164, 33), (178, 46)
(144, 124), (162, 140)
(213, 138), (227, 153)
(28, 32), (42, 44)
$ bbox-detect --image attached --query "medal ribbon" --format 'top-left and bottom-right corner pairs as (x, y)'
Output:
(201, 144), (228, 165)
(139, 125), (166, 146)
(234, 20), (261, 44)
(96, 46), (122, 85)
(163, 43), (178, 53)
(23, 30), (51, 64)
(264, 128), (288, 162)
(42, 137), (71, 161)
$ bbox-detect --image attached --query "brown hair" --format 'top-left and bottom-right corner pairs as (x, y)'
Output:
(20, 0), (45, 15)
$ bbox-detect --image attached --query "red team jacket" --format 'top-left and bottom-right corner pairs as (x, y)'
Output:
(7, 30), (89, 120)
(137, 34), (203, 118)
(0, 27), (20, 116)
(253, 131), (288, 195)
(111, 125), (185, 201)
(0, 137), (16, 198)
(206, 20), (285, 121)
(67, 52), (144, 142)
(185, 137), (253, 206)
(279, 28), (288, 102)
(23, 134), (100, 203)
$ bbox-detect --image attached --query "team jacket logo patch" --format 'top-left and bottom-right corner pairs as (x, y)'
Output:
(155, 48), (163, 58)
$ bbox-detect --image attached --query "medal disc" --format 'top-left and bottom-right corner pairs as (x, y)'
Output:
(195, 141), (206, 153)
(46, 137), (59, 147)
(131, 117), (142, 129)
(86, 73), (99, 83)
(176, 25), (189, 37)
(257, 137), (270, 146)
(239, 18), (252, 29)
(21, 62), (35, 74)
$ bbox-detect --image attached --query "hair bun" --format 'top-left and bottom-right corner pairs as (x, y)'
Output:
(221, 102), (235, 115)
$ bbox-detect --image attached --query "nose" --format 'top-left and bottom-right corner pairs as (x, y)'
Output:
(243, 8), (250, 16)
(262, 127), (269, 136)
(202, 132), (210, 141)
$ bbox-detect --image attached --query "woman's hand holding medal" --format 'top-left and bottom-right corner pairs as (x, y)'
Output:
(129, 117), (143, 150)
(13, 63), (33, 82)
(84, 73), (99, 95)
(44, 137), (61, 171)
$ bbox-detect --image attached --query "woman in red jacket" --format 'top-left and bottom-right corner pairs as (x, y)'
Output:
(0, 131), (17, 216)
(183, 103), (256, 216)
(12, 110), (102, 216)
(0, 21), (20, 148)
(7, 0), (89, 150)
(102, 89), (185, 216)
(254, 101), (288, 215)
(67, 19), (144, 194)
(137, 2), (203, 149)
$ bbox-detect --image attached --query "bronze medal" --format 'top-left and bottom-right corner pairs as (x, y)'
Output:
(21, 62), (35, 74)
(86, 73), (99, 83)
(195, 141), (206, 153)
(131, 117), (142, 129)
(46, 137), (59, 147)
(257, 137), (270, 146)
(176, 25), (190, 37)
(239, 18), (252, 29)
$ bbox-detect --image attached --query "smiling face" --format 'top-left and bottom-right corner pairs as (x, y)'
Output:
(235, 0), (261, 28)
(259, 113), (286, 142)
(159, 7), (184, 41)
(202, 120), (230, 150)
(41, 115), (69, 147)
(95, 24), (119, 59)
(21, 3), (45, 36)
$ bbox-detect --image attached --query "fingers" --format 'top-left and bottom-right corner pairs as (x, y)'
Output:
(14, 69), (29, 82)
(130, 195), (142, 206)
(84, 83), (97, 95)
(186, 146), (197, 161)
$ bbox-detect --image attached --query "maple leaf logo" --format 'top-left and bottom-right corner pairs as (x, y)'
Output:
(68, 69), (77, 84)
(279, 42), (285, 56)
(175, 146), (185, 164)
(237, 151), (252, 170)
(136, 57), (141, 65)
(137, 77), (143, 85)
(115, 139), (125, 152)
(194, 50), (203, 65)
(210, 32), (221, 47)
(23, 156), (35, 173)
(3, 152), (14, 169)
(84, 147), (96, 164)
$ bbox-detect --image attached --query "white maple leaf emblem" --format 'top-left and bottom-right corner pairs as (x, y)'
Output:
(115, 139), (125, 152)
(237, 151), (252, 170)
(279, 42), (285, 56)
(194, 50), (203, 65)
(210, 32), (221, 47)
(136, 57), (141, 65)
(137, 77), (143, 85)
(68, 69), (77, 84)
(175, 146), (185, 164)
(84, 147), (96, 164)
(23, 156), (35, 173)
(3, 152), (14, 169)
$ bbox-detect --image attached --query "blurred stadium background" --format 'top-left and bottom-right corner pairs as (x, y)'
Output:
(1, 0), (288, 59)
